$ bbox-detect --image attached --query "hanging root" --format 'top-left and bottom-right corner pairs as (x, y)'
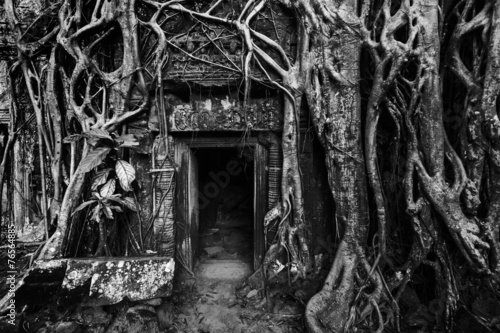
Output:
(261, 195), (310, 280)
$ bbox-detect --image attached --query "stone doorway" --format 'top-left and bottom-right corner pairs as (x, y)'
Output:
(196, 148), (254, 263)
(174, 137), (267, 272)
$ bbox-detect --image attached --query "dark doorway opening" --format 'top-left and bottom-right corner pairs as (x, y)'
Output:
(195, 148), (254, 263)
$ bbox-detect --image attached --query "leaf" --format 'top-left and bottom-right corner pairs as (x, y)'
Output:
(123, 197), (137, 211)
(85, 128), (112, 140)
(79, 147), (111, 173)
(108, 197), (137, 212)
(72, 200), (96, 215)
(109, 205), (123, 212)
(91, 168), (112, 191)
(63, 134), (83, 143)
(91, 205), (101, 222)
(107, 196), (137, 211)
(100, 178), (116, 198)
(115, 159), (136, 192)
(101, 202), (114, 219)
(87, 136), (101, 147)
(116, 134), (140, 148)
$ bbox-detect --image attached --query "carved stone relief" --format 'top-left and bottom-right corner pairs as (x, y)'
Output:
(168, 95), (282, 132)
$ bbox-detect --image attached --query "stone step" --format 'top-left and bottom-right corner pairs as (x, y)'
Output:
(195, 260), (252, 282)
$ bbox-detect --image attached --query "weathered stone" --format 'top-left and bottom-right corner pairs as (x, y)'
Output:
(279, 301), (303, 315)
(61, 257), (175, 305)
(81, 306), (111, 326)
(226, 297), (237, 308)
(203, 246), (225, 256)
(141, 297), (162, 307)
(156, 303), (175, 329)
(271, 299), (284, 314)
(294, 289), (308, 300)
(236, 285), (251, 298)
(127, 304), (156, 315)
(0, 62), (9, 111)
(16, 0), (44, 20)
(61, 261), (94, 291)
(11, 259), (67, 308)
(272, 299), (302, 315)
(83, 325), (106, 333)
(168, 95), (282, 132)
(246, 289), (258, 299)
(106, 308), (159, 333)
(246, 271), (262, 289)
(268, 327), (284, 333)
(54, 321), (82, 333)
(196, 261), (252, 281)
(33, 258), (68, 272)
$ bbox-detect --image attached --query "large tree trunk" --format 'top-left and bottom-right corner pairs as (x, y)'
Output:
(38, 145), (88, 259)
(305, 1), (372, 331)
(481, 1), (500, 273)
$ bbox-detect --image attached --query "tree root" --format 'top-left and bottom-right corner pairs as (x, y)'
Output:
(306, 242), (356, 333)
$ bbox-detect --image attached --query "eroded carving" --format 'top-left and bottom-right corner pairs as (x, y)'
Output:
(168, 96), (282, 131)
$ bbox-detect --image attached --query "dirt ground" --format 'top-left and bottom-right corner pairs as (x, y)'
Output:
(162, 261), (307, 333)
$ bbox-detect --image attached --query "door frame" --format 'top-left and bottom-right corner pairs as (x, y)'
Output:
(174, 136), (268, 271)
